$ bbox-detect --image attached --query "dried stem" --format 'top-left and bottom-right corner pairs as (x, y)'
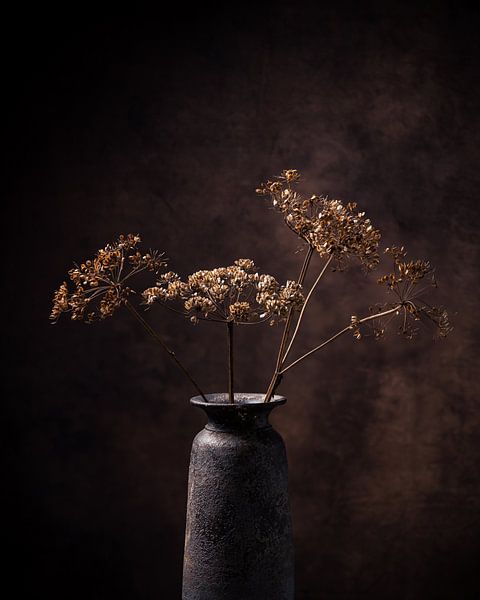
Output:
(280, 304), (402, 375)
(125, 301), (208, 402)
(281, 254), (333, 365)
(227, 320), (234, 403)
(264, 246), (314, 402)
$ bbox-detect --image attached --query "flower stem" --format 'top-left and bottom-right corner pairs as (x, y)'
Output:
(280, 304), (402, 374)
(264, 246), (314, 402)
(125, 301), (208, 402)
(227, 320), (234, 404)
(281, 254), (333, 365)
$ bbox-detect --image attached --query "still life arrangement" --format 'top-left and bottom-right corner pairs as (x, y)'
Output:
(51, 170), (451, 599)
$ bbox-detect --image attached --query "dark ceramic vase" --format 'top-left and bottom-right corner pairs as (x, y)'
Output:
(182, 393), (294, 600)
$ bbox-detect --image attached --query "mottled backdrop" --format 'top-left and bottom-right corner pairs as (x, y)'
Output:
(4, 3), (480, 599)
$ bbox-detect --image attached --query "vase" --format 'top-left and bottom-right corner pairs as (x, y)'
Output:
(182, 393), (294, 600)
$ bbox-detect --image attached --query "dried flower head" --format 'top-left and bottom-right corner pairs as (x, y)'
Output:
(352, 246), (453, 340)
(50, 234), (167, 323)
(257, 170), (381, 271)
(143, 259), (304, 325)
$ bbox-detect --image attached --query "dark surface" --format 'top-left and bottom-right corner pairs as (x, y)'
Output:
(4, 4), (480, 599)
(183, 394), (293, 599)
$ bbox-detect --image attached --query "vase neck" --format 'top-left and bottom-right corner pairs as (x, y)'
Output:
(190, 393), (286, 433)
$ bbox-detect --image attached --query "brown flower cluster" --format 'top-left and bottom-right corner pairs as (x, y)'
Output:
(50, 234), (167, 323)
(50, 170), (453, 405)
(360, 245), (452, 340)
(143, 259), (304, 324)
(256, 169), (381, 271)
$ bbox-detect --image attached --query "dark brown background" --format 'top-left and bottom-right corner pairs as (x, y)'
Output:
(4, 3), (480, 599)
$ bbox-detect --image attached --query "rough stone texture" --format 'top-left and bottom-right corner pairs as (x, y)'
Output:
(182, 394), (294, 600)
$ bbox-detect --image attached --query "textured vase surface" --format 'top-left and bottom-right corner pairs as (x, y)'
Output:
(182, 393), (294, 600)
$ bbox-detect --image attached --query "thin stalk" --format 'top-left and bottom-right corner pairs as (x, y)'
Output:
(125, 301), (208, 402)
(280, 304), (402, 375)
(117, 256), (125, 282)
(264, 245), (314, 402)
(281, 254), (333, 365)
(227, 320), (234, 403)
(159, 302), (225, 323)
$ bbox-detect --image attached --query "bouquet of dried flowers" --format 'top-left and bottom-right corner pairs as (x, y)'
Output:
(51, 170), (452, 403)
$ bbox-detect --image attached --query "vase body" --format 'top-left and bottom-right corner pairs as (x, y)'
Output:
(182, 393), (294, 600)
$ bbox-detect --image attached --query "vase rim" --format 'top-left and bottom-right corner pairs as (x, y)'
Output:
(190, 393), (286, 407)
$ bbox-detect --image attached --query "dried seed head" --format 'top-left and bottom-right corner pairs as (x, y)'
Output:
(143, 260), (305, 325)
(257, 170), (381, 271)
(370, 247), (452, 340)
(51, 234), (167, 323)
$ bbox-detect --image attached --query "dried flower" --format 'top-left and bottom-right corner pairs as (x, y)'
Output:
(350, 315), (362, 340)
(367, 247), (452, 339)
(143, 260), (304, 325)
(51, 171), (452, 406)
(50, 234), (167, 323)
(257, 170), (381, 271)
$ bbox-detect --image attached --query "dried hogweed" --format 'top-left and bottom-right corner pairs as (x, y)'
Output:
(375, 246), (451, 339)
(50, 171), (453, 405)
(279, 243), (452, 382)
(258, 172), (452, 401)
(50, 234), (167, 323)
(50, 234), (208, 399)
(143, 259), (304, 325)
(349, 245), (452, 341)
(256, 169), (381, 271)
